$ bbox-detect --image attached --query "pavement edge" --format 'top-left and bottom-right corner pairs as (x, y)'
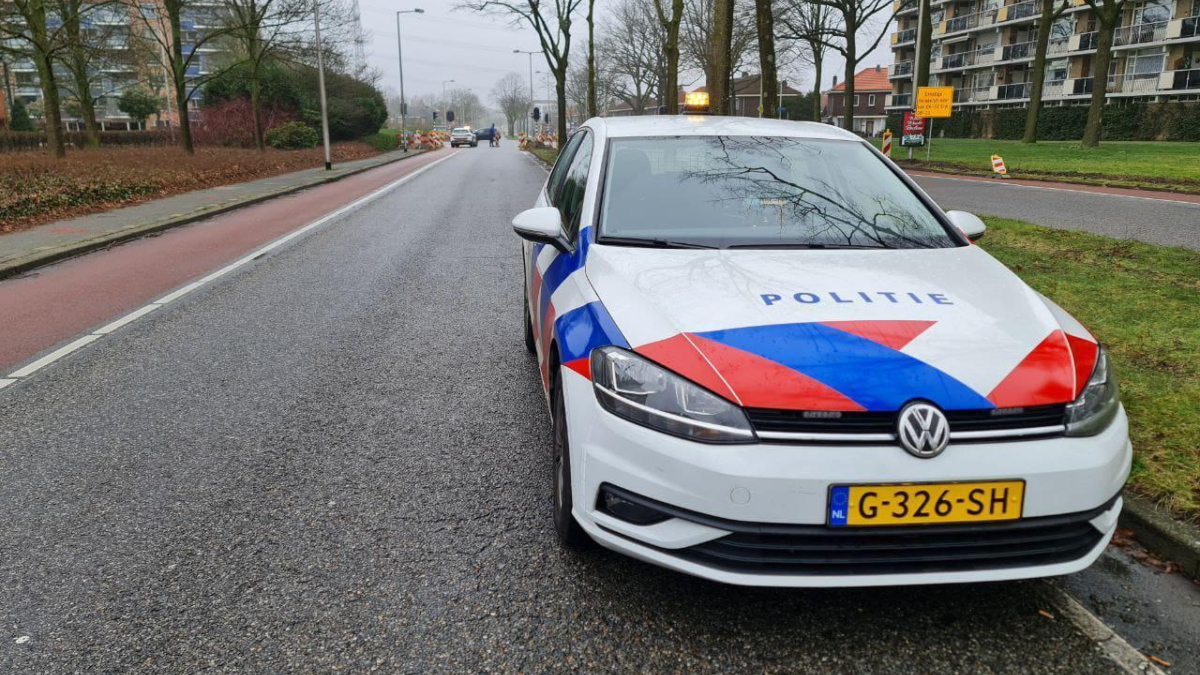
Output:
(0, 148), (436, 281)
(1119, 493), (1200, 579)
(1050, 585), (1167, 675)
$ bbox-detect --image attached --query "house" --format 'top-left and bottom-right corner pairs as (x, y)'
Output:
(606, 74), (802, 118)
(823, 66), (891, 136)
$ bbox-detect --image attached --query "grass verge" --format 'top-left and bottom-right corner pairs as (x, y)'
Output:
(979, 217), (1200, 521)
(528, 147), (560, 167)
(0, 143), (384, 235)
(876, 139), (1200, 194)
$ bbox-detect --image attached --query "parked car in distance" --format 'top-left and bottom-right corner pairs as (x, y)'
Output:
(450, 127), (477, 148)
(474, 128), (497, 143)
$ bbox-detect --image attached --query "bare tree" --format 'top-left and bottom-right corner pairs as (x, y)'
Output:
(809, 0), (893, 130)
(585, 0), (596, 118)
(683, 0), (756, 114)
(707, 0), (733, 114)
(56, 0), (128, 146)
(778, 0), (836, 121)
(1080, 0), (1127, 147)
(1023, 0), (1069, 143)
(0, 0), (79, 156)
(491, 71), (530, 134)
(459, 0), (583, 144)
(601, 0), (664, 114)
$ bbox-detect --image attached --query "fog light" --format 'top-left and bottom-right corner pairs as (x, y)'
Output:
(599, 488), (670, 525)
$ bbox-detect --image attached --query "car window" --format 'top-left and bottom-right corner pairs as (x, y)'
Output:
(598, 136), (960, 249)
(556, 131), (593, 241)
(546, 132), (586, 205)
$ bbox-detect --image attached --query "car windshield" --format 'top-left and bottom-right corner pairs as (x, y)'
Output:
(598, 136), (961, 249)
(453, 127), (470, 134)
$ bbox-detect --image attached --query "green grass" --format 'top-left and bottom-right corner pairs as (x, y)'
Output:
(528, 147), (560, 167)
(877, 139), (1200, 192)
(979, 217), (1200, 521)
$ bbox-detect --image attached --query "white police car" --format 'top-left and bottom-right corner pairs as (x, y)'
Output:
(513, 115), (1130, 587)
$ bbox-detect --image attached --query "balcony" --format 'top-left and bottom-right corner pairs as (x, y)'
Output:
(890, 61), (914, 78)
(996, 0), (1037, 23)
(1114, 20), (1168, 46)
(1113, 75), (1163, 94)
(1000, 41), (1034, 61)
(887, 93), (913, 108)
(1071, 31), (1099, 51)
(1042, 79), (1067, 98)
(996, 82), (1031, 99)
(1047, 36), (1070, 55)
(943, 9), (996, 35)
(893, 28), (917, 45)
(1180, 16), (1199, 39)
(1163, 68), (1200, 91)
(895, 0), (917, 13)
(952, 86), (993, 103)
(937, 46), (997, 71)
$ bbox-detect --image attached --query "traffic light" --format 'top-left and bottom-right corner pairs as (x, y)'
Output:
(545, 113), (551, 126)
(447, 110), (455, 123)
(432, 110), (438, 120)
(531, 106), (540, 122)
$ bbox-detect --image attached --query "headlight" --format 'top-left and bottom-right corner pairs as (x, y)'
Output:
(1065, 345), (1120, 436)
(590, 346), (755, 444)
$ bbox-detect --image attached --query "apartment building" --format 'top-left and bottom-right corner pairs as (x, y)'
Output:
(886, 0), (1200, 112)
(2, 0), (227, 130)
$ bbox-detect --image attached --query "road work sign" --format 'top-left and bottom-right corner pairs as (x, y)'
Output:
(882, 130), (893, 156)
(916, 87), (954, 118)
(992, 155), (1008, 176)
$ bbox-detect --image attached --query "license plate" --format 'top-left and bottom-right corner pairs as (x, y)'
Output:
(827, 481), (1025, 527)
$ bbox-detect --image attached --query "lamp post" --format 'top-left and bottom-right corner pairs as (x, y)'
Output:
(396, 8), (424, 152)
(313, 0), (332, 170)
(442, 79), (455, 131)
(513, 49), (541, 135)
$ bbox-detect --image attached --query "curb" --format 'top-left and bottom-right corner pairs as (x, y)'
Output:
(893, 162), (1200, 198)
(0, 148), (436, 281)
(1119, 493), (1200, 579)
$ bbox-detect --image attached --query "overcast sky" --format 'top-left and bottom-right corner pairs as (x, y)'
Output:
(358, 1), (894, 108)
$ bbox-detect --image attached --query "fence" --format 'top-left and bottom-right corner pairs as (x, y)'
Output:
(0, 129), (176, 153)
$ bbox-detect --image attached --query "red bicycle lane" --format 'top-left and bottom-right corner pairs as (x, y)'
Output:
(0, 149), (453, 374)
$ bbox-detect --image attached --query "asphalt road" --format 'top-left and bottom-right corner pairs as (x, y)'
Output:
(912, 174), (1200, 250)
(0, 142), (1193, 673)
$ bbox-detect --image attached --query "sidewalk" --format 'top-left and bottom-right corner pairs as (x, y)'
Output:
(0, 147), (434, 279)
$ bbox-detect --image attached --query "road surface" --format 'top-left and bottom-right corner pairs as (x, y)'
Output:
(0, 142), (1194, 673)
(911, 173), (1200, 250)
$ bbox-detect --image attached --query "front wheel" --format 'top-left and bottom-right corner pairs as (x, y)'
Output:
(552, 373), (592, 550)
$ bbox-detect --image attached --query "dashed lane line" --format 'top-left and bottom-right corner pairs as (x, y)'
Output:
(3, 150), (460, 386)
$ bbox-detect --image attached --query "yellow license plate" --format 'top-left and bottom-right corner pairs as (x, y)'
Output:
(827, 481), (1025, 527)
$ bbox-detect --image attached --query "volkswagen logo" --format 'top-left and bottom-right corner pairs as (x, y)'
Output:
(897, 402), (950, 458)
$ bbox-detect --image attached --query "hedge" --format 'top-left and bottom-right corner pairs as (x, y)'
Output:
(885, 102), (1200, 141)
(0, 129), (174, 153)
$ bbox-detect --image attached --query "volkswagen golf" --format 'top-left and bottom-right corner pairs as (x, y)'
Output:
(512, 115), (1130, 587)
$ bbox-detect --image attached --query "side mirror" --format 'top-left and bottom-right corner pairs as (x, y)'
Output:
(946, 210), (987, 241)
(512, 207), (569, 251)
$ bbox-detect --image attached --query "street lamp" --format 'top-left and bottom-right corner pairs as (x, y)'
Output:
(442, 79), (455, 130)
(513, 49), (541, 135)
(313, 0), (332, 170)
(395, 8), (424, 152)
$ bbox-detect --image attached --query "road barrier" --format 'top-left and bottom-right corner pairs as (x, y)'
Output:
(991, 154), (1008, 177)
(882, 130), (893, 157)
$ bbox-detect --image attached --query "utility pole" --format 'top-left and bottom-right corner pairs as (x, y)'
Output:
(442, 79), (454, 131)
(396, 8), (424, 151)
(513, 49), (540, 135)
(314, 0), (332, 170)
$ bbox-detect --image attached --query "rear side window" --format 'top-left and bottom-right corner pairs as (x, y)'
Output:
(556, 131), (593, 240)
(546, 132), (586, 205)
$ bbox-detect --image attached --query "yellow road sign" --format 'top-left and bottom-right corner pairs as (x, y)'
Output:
(916, 87), (954, 118)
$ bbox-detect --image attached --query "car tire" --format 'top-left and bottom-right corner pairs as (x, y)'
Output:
(523, 286), (536, 354)
(551, 368), (593, 550)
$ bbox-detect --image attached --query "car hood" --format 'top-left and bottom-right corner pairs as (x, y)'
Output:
(585, 244), (1098, 412)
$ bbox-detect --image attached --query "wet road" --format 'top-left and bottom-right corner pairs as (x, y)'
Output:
(0, 142), (1192, 672)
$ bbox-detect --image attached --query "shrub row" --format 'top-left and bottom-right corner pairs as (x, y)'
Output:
(0, 129), (175, 153)
(885, 102), (1200, 142)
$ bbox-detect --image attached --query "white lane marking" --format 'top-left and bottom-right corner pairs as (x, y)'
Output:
(1050, 585), (1166, 675)
(2, 150), (460, 387)
(8, 335), (102, 378)
(93, 304), (160, 335)
(914, 173), (1200, 208)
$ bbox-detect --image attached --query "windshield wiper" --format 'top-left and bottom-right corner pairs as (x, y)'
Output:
(598, 236), (717, 250)
(725, 243), (888, 250)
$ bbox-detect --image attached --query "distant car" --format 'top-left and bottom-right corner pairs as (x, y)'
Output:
(512, 115), (1130, 588)
(450, 127), (477, 148)
(475, 128), (497, 143)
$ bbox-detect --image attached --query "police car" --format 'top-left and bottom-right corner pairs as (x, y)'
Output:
(513, 112), (1130, 587)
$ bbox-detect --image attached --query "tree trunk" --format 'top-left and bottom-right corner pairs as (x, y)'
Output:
(810, 45), (822, 121)
(754, 0), (778, 118)
(710, 0), (733, 115)
(34, 54), (66, 157)
(842, 15), (856, 131)
(169, 6), (195, 154)
(1023, 0), (1056, 143)
(555, 67), (568, 145)
(914, 0), (933, 89)
(586, 0), (597, 118)
(659, 0), (684, 114)
(1081, 12), (1115, 147)
(63, 6), (100, 147)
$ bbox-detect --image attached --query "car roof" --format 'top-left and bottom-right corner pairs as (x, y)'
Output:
(586, 115), (862, 141)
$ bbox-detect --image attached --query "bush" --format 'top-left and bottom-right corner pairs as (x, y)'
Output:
(266, 121), (319, 149)
(202, 61), (306, 112)
(9, 100), (33, 132)
(360, 132), (398, 152)
(194, 97), (295, 148)
(0, 129), (174, 153)
(1167, 102), (1200, 141)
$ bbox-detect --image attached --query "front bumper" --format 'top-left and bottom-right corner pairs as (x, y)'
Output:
(562, 371), (1132, 588)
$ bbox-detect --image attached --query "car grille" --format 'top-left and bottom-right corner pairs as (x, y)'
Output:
(746, 404), (1068, 444)
(599, 485), (1114, 577)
